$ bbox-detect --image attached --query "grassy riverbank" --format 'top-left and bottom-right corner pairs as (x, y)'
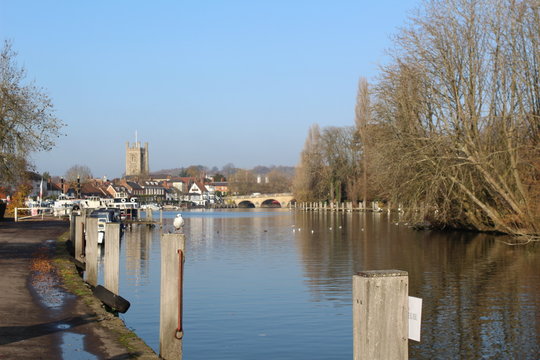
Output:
(53, 231), (158, 359)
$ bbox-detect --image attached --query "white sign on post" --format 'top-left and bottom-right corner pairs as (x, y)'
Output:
(408, 296), (422, 342)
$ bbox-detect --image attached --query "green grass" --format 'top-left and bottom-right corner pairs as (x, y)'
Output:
(52, 231), (158, 359)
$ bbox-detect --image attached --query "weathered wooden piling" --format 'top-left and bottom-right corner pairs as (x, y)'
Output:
(74, 214), (86, 263)
(84, 217), (98, 287)
(353, 270), (408, 360)
(70, 214), (76, 244)
(160, 233), (185, 360)
(104, 223), (120, 295)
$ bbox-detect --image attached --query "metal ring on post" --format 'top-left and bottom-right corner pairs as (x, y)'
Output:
(174, 249), (184, 341)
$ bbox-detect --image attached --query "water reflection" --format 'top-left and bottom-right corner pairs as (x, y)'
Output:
(292, 211), (540, 359)
(124, 225), (153, 286)
(112, 209), (539, 359)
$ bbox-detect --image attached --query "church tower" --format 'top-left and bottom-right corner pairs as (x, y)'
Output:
(125, 140), (149, 177)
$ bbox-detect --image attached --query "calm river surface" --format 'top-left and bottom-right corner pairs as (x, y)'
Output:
(103, 209), (539, 359)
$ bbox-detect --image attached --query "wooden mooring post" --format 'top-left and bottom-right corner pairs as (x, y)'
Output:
(85, 217), (98, 287)
(74, 214), (86, 263)
(104, 223), (120, 295)
(353, 270), (408, 360)
(69, 214), (76, 246)
(160, 233), (185, 360)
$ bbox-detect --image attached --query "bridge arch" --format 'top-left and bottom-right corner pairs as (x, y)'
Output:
(261, 199), (281, 208)
(229, 193), (294, 208)
(238, 200), (255, 208)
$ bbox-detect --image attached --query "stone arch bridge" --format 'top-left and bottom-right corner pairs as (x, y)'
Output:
(228, 193), (295, 208)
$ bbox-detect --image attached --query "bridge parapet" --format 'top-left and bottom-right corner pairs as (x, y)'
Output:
(227, 193), (295, 208)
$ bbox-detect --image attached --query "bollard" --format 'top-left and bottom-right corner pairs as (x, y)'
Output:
(160, 233), (185, 360)
(353, 270), (408, 360)
(104, 223), (120, 295)
(85, 218), (98, 287)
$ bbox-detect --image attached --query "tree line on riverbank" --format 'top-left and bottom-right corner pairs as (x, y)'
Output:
(293, 0), (539, 237)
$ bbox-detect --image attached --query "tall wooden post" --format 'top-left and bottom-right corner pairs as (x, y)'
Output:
(85, 217), (98, 287)
(75, 215), (86, 263)
(160, 233), (185, 359)
(104, 223), (120, 295)
(353, 270), (408, 360)
(70, 214), (76, 243)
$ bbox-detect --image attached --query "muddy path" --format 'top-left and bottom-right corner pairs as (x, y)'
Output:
(0, 219), (157, 359)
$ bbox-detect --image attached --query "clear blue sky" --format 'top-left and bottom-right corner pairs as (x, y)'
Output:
(1, 0), (419, 179)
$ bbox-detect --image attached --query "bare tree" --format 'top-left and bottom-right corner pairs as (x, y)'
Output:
(319, 126), (361, 204)
(293, 124), (362, 203)
(355, 77), (371, 205)
(0, 40), (64, 185)
(228, 169), (257, 195)
(370, 0), (539, 236)
(263, 169), (293, 193)
(293, 124), (326, 201)
(185, 165), (206, 179)
(65, 165), (93, 183)
(221, 163), (237, 178)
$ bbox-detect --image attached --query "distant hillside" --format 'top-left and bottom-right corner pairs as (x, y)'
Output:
(151, 165), (296, 178)
(251, 166), (295, 178)
(150, 168), (183, 176)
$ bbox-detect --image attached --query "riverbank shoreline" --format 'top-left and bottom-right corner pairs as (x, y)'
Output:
(0, 218), (158, 359)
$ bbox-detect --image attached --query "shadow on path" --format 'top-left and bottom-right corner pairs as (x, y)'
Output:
(0, 314), (98, 346)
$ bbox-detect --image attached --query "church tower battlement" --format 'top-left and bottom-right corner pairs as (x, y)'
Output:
(125, 140), (149, 177)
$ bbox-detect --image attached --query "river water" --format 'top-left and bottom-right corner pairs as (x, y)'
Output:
(104, 209), (540, 359)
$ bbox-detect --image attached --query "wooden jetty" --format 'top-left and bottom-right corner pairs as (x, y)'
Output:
(297, 201), (402, 213)
(124, 219), (160, 226)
